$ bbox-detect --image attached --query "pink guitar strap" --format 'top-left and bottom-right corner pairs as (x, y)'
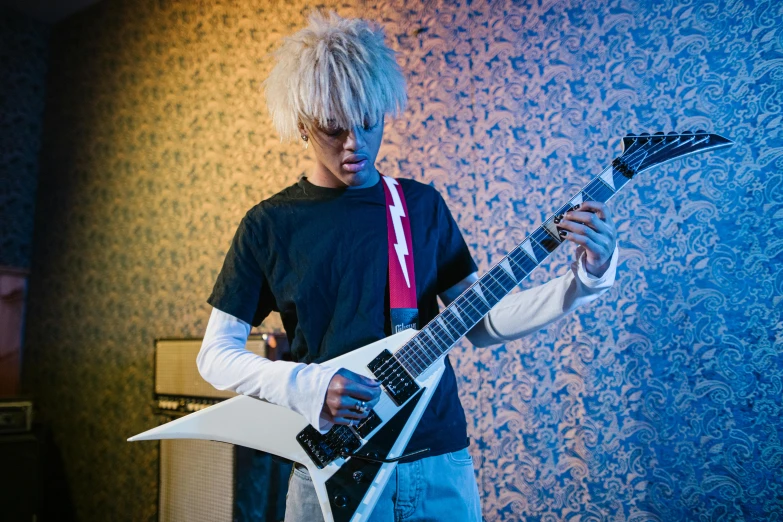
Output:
(381, 175), (419, 333)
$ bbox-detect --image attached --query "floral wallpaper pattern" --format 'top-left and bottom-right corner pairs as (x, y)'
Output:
(21, 0), (781, 520)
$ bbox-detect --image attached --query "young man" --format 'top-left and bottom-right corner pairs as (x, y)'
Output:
(197, 12), (619, 522)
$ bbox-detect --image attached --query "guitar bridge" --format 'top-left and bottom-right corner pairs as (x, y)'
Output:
(296, 410), (383, 469)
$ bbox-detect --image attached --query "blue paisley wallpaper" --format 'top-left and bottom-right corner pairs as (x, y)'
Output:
(0, 8), (48, 269)
(19, 0), (782, 520)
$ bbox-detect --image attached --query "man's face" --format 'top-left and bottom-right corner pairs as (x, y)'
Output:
(304, 115), (385, 188)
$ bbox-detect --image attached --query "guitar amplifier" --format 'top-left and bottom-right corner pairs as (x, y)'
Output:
(0, 399), (33, 434)
(154, 334), (273, 414)
(153, 334), (291, 522)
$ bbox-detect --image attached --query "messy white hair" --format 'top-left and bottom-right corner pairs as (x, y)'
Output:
(263, 11), (408, 142)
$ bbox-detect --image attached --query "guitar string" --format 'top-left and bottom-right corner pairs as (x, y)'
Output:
(370, 134), (695, 381)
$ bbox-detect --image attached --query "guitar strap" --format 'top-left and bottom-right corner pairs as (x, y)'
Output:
(381, 175), (419, 333)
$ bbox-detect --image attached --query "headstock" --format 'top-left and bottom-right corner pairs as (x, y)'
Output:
(614, 131), (733, 178)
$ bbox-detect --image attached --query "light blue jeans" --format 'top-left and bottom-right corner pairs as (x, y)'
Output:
(284, 448), (483, 521)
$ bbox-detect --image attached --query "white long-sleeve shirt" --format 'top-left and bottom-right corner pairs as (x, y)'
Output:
(197, 243), (619, 433)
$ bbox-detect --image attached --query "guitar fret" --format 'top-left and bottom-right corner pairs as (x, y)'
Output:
(432, 318), (457, 348)
(507, 253), (534, 281)
(584, 178), (614, 203)
(535, 226), (561, 253)
(423, 327), (445, 351)
(491, 265), (517, 290)
(442, 308), (467, 331)
(414, 335), (440, 367)
(457, 293), (484, 320)
(412, 336), (437, 362)
(499, 259), (517, 282)
(610, 169), (632, 191)
(506, 256), (529, 282)
(435, 317), (457, 344)
(541, 217), (563, 246)
(392, 349), (416, 375)
(402, 340), (424, 371)
(527, 230), (554, 260)
(470, 287), (492, 312)
(431, 321), (455, 346)
(402, 345), (426, 374)
(454, 301), (480, 328)
(414, 343), (432, 368)
(486, 267), (508, 291)
(509, 247), (536, 276)
(389, 352), (418, 382)
(593, 180), (614, 202)
(478, 279), (501, 305)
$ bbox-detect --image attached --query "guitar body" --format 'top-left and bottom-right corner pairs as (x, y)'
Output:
(129, 328), (446, 522)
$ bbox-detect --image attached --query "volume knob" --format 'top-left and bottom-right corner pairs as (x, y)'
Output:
(334, 494), (349, 508)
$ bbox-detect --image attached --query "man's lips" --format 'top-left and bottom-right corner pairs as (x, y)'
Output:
(342, 159), (368, 172)
(342, 155), (368, 172)
(342, 155), (367, 165)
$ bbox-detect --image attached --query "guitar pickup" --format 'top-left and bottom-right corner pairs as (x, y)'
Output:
(367, 349), (420, 406)
(297, 424), (362, 469)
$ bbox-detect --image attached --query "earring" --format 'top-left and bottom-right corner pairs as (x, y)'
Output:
(301, 135), (309, 150)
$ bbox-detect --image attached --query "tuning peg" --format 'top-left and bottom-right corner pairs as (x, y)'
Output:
(667, 131), (679, 135)
(680, 130), (694, 136)
(695, 129), (707, 135)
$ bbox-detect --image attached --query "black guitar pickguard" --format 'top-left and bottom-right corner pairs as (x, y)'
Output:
(324, 388), (425, 522)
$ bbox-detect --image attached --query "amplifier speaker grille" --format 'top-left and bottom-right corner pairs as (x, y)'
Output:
(159, 439), (235, 522)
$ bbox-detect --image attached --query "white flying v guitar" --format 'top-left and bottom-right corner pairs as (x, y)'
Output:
(130, 131), (732, 522)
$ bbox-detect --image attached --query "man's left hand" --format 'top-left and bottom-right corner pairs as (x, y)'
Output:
(554, 201), (616, 277)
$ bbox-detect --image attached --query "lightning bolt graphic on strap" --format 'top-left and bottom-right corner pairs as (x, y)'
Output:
(383, 177), (411, 288)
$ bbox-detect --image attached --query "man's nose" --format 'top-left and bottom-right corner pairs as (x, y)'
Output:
(344, 125), (366, 150)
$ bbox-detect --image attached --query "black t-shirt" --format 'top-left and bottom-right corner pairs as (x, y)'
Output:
(207, 175), (479, 458)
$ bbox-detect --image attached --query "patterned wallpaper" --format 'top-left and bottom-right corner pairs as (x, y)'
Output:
(21, 0), (781, 520)
(0, 8), (49, 269)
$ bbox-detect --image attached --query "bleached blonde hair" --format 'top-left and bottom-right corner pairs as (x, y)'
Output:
(263, 11), (408, 142)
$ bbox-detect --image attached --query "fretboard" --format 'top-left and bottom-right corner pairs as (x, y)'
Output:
(393, 164), (630, 378)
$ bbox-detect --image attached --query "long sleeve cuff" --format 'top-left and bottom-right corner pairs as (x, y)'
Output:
(574, 241), (619, 290)
(467, 242), (619, 347)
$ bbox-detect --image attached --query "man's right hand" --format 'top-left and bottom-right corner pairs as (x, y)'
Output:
(322, 368), (382, 425)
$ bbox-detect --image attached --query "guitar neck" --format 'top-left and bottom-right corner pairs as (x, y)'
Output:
(394, 164), (626, 378)
(393, 131), (732, 378)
